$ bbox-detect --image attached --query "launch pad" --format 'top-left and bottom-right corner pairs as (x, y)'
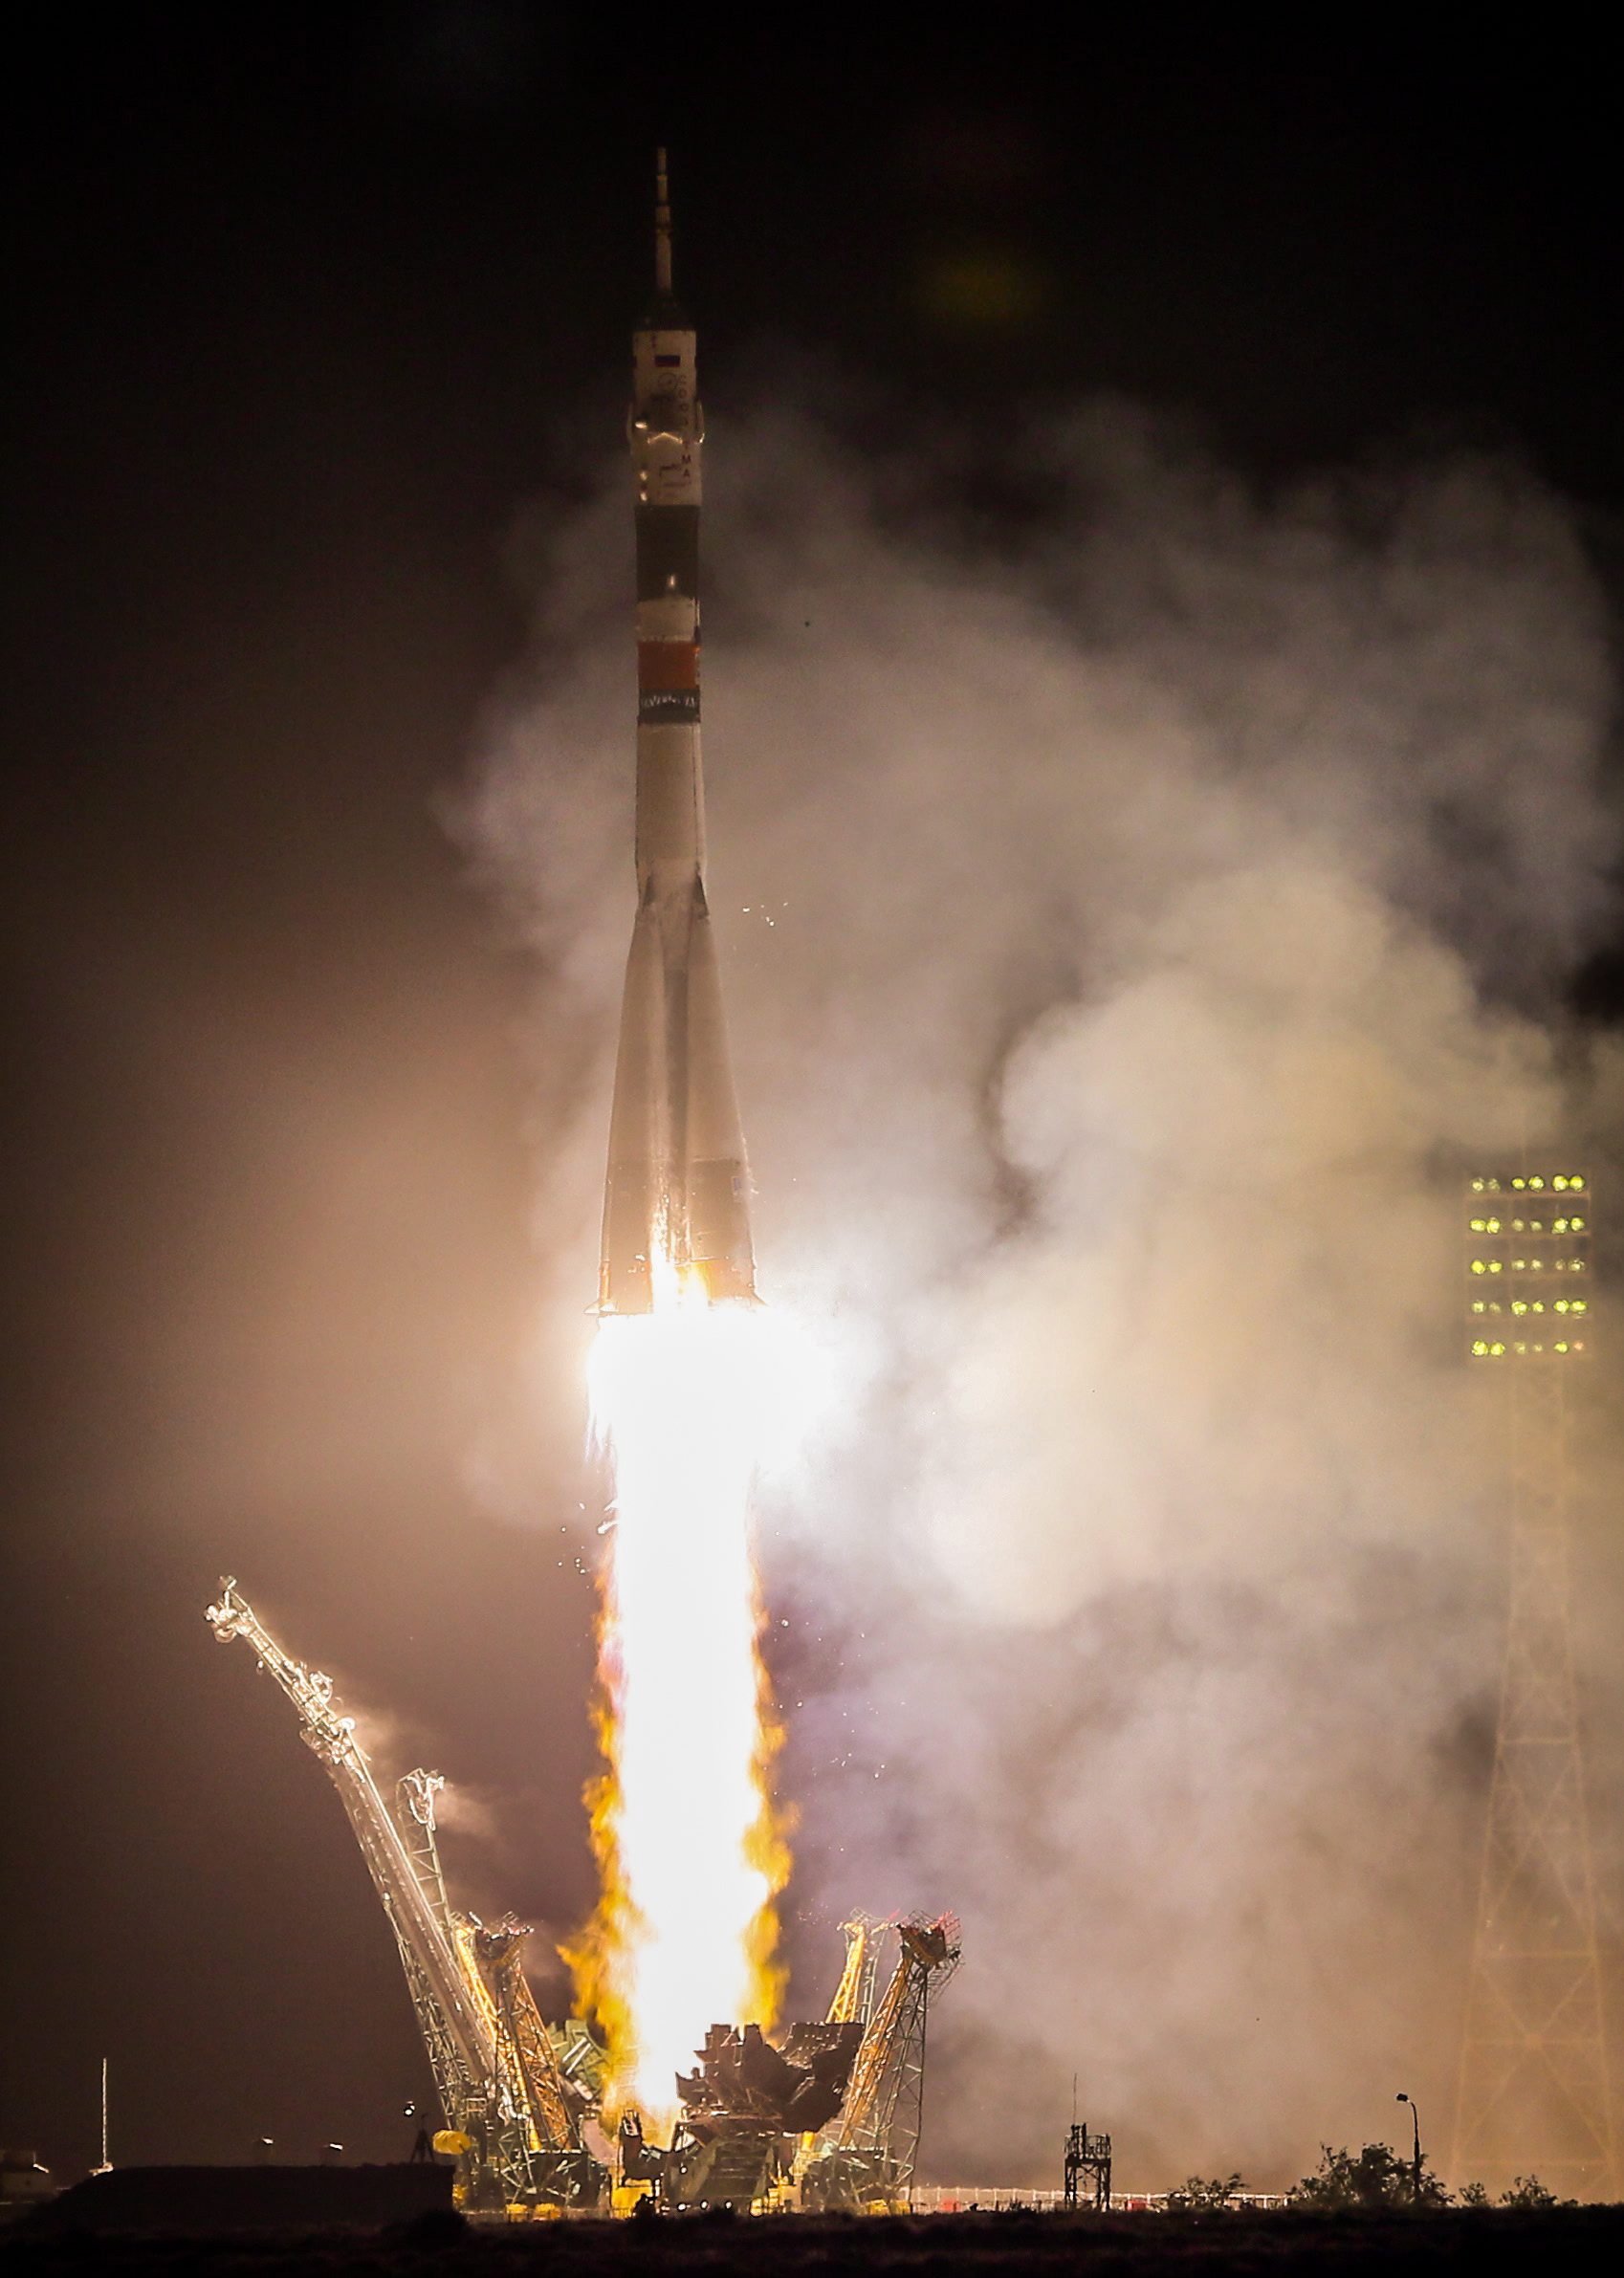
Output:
(208, 1581), (959, 2219)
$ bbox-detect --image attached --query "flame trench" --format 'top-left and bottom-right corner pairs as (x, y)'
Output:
(573, 1258), (789, 2129)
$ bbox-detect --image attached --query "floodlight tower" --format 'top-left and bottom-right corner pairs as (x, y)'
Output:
(1452, 1172), (1616, 2199)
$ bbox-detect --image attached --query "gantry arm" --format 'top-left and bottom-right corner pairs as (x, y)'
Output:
(205, 1580), (498, 2131)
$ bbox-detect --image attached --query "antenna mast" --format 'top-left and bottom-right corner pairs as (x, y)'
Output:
(93, 2057), (111, 2176)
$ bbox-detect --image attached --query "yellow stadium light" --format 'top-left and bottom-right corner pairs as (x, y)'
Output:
(1472, 1339), (1488, 1356)
(1571, 1174), (1585, 1189)
(1530, 1176), (1546, 1190)
(1471, 1259), (1486, 1275)
(1571, 1216), (1586, 1232)
(1512, 1301), (1527, 1316)
(1553, 1176), (1568, 1192)
(1469, 1217), (1484, 1233)
(1471, 1178), (1485, 1192)
(1512, 1177), (1526, 1190)
(1490, 1342), (1505, 1355)
(1554, 1342), (1569, 1353)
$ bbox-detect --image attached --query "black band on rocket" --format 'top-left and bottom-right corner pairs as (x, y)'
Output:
(635, 506), (700, 601)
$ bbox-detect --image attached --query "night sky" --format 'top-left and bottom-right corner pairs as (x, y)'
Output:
(3, 10), (1620, 2182)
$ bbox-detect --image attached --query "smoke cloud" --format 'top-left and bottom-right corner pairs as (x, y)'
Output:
(457, 397), (1623, 2187)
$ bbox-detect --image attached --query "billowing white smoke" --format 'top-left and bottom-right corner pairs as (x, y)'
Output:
(458, 400), (1622, 2187)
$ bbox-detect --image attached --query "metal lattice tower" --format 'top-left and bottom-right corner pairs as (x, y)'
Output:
(1452, 1172), (1615, 2199)
(800, 1916), (960, 2212)
(1063, 2122), (1112, 2210)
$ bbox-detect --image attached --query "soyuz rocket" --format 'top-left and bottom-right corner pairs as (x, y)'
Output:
(597, 152), (757, 1315)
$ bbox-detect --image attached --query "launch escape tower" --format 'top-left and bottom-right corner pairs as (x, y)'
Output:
(1453, 1174), (1617, 2198)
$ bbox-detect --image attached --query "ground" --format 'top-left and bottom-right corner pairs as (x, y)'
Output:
(7, 2205), (1624, 2278)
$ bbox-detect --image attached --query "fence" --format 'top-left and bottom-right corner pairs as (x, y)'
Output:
(911, 2188), (1292, 2214)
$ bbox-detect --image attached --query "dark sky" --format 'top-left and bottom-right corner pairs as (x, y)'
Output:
(2, 8), (1619, 2180)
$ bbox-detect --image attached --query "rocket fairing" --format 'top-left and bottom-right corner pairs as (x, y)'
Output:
(597, 152), (757, 1316)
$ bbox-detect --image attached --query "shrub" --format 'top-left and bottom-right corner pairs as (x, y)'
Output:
(1164, 2175), (1242, 2213)
(1293, 2142), (1449, 2210)
(1502, 2175), (1566, 2209)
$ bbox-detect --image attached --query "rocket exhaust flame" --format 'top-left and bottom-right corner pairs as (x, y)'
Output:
(570, 157), (787, 2131)
(573, 1253), (789, 2127)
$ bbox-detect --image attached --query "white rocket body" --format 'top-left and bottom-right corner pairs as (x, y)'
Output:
(598, 157), (756, 1315)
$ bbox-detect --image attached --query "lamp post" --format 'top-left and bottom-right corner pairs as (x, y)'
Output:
(1396, 2093), (1422, 2201)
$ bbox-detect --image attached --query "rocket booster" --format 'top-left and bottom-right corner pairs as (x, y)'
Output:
(597, 152), (757, 1315)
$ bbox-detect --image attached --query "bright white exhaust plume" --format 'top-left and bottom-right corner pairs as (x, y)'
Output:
(577, 1260), (788, 2127)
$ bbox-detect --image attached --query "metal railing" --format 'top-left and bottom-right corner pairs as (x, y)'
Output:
(910, 2187), (1292, 2214)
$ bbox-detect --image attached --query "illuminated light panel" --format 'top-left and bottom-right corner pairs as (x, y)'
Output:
(1468, 1336), (1587, 1361)
(1464, 1172), (1593, 1361)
